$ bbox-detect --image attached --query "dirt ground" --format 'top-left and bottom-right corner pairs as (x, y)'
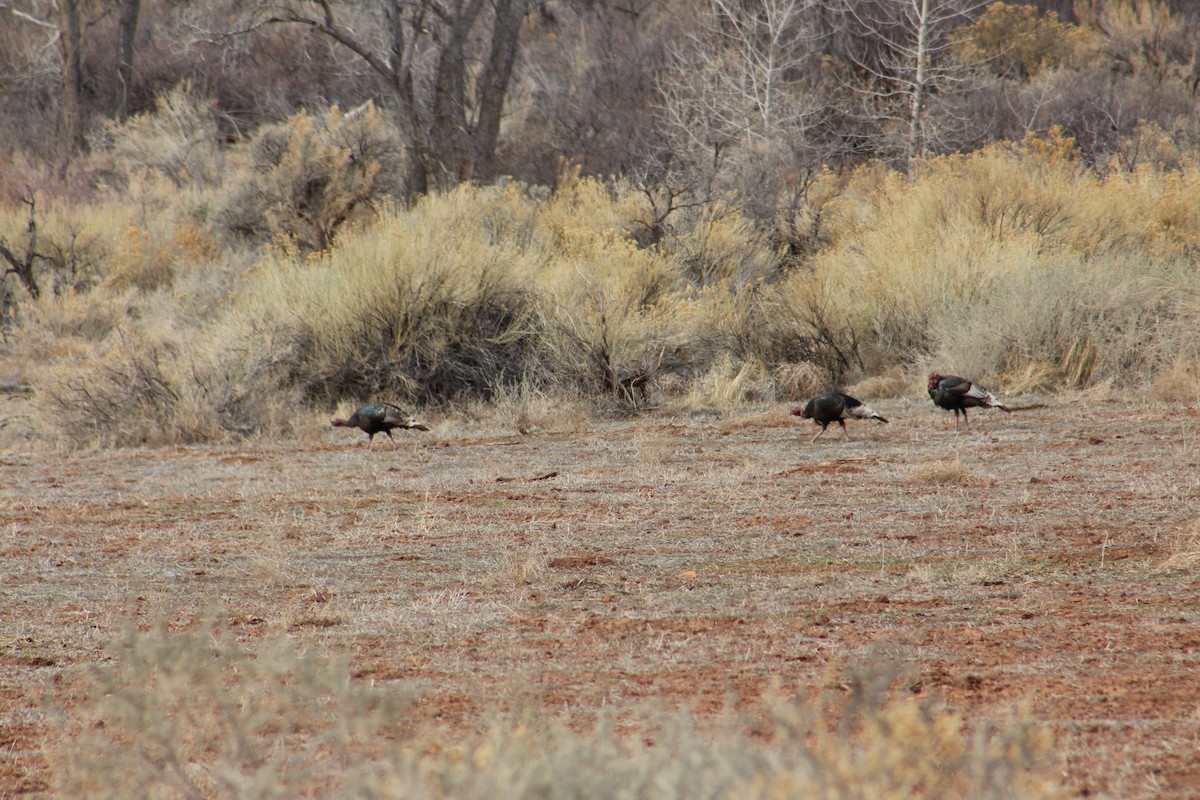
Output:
(1, 395), (1198, 798)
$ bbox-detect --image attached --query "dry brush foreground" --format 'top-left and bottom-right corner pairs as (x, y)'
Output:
(1, 397), (1198, 797)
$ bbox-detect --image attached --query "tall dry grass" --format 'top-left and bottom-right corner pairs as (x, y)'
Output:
(52, 622), (1058, 799)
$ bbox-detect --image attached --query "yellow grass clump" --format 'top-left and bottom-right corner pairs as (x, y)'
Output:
(1164, 518), (1200, 570)
(905, 458), (979, 486)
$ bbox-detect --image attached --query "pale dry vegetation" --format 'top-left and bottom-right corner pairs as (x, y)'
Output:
(53, 623), (1056, 800)
(5, 123), (1200, 449)
(905, 457), (980, 486)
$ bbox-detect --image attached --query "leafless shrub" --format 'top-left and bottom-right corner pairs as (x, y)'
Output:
(215, 104), (403, 253)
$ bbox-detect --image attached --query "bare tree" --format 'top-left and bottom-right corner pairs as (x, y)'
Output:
(657, 0), (832, 221)
(56, 0), (85, 165)
(113, 0), (140, 122)
(0, 194), (43, 300)
(661, 0), (825, 156)
(253, 0), (530, 194)
(835, 0), (990, 165)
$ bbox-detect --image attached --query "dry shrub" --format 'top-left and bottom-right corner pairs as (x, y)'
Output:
(1150, 360), (1200, 402)
(466, 383), (592, 435)
(774, 361), (829, 401)
(846, 367), (912, 400)
(103, 224), (179, 293)
(87, 83), (230, 241)
(28, 288), (303, 446)
(15, 288), (134, 355)
(998, 362), (1061, 396)
(34, 325), (222, 447)
(215, 104), (403, 253)
(230, 187), (545, 404)
(92, 83), (225, 194)
(676, 353), (772, 412)
(536, 174), (691, 404)
(54, 624), (1058, 799)
(53, 622), (410, 800)
(225, 175), (791, 411)
(21, 135), (1200, 448)
(786, 133), (1200, 390)
(906, 458), (978, 486)
(666, 205), (778, 289)
(539, 245), (684, 406)
(0, 200), (113, 301)
(954, 3), (1097, 79)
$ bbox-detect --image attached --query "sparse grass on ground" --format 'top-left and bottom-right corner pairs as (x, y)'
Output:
(1, 398), (1197, 798)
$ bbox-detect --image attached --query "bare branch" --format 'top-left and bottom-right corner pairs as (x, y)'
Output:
(7, 6), (57, 29)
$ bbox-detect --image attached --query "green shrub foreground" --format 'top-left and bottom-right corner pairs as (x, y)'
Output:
(51, 623), (1057, 800)
(5, 129), (1200, 446)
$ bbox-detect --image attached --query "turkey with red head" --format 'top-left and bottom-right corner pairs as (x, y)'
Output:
(331, 403), (430, 448)
(791, 391), (888, 442)
(927, 372), (1010, 430)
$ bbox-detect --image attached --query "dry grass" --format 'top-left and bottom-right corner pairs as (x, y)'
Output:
(846, 367), (913, 400)
(1164, 518), (1200, 570)
(51, 622), (410, 799)
(905, 458), (979, 486)
(1150, 359), (1200, 403)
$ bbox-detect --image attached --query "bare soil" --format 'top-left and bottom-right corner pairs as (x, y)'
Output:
(2, 397), (1198, 798)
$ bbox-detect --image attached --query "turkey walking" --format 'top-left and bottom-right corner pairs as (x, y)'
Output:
(927, 372), (1010, 431)
(331, 403), (430, 448)
(791, 392), (888, 442)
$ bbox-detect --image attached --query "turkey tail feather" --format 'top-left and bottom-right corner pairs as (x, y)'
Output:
(847, 403), (888, 423)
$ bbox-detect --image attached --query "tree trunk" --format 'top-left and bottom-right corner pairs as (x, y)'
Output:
(430, 0), (488, 188)
(473, 0), (528, 181)
(114, 0), (141, 122)
(382, 0), (429, 194)
(57, 0), (84, 170)
(907, 0), (930, 164)
(262, 0), (528, 195)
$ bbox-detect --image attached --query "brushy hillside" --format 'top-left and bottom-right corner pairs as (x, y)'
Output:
(3, 129), (1200, 448)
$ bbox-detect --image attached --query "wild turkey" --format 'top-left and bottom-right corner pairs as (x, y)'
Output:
(331, 403), (430, 448)
(927, 372), (1011, 431)
(790, 391), (888, 442)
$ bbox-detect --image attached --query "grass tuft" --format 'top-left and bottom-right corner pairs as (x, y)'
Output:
(1164, 518), (1200, 570)
(905, 458), (978, 486)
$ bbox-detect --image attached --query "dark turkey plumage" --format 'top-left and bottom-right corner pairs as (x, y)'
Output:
(331, 403), (430, 448)
(927, 372), (1010, 431)
(790, 391), (888, 442)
